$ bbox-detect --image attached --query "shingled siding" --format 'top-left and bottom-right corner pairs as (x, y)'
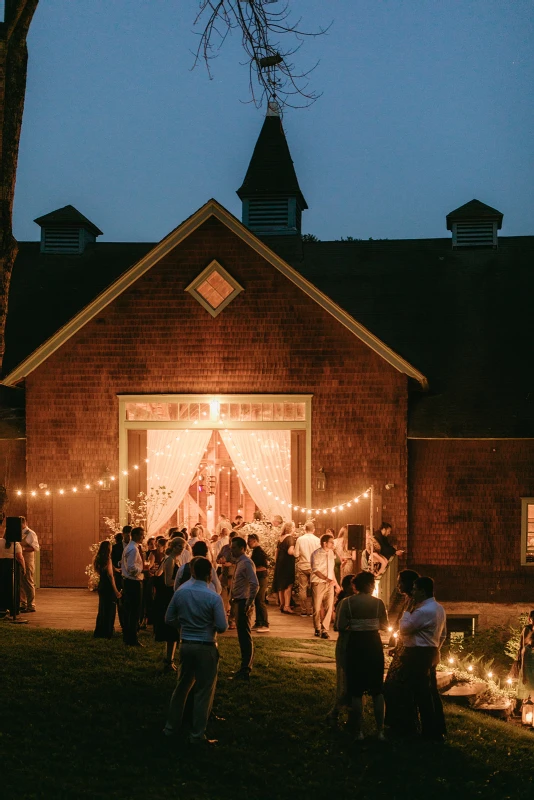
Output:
(408, 439), (534, 601)
(23, 218), (408, 587)
(0, 438), (26, 516)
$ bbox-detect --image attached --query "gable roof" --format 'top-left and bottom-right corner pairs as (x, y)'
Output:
(446, 199), (503, 230)
(236, 116), (308, 209)
(34, 204), (103, 236)
(1, 199), (426, 388)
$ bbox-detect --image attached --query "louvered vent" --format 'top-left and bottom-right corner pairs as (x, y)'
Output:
(248, 198), (289, 231)
(43, 227), (82, 253)
(453, 222), (497, 248)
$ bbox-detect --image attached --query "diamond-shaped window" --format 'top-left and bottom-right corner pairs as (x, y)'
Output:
(186, 260), (243, 317)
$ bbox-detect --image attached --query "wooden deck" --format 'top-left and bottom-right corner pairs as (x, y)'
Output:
(17, 589), (336, 640)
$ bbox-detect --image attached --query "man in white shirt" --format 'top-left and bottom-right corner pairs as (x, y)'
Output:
(399, 576), (447, 741)
(174, 541), (222, 594)
(164, 556), (228, 745)
(121, 526), (145, 647)
(311, 533), (340, 639)
(294, 521), (320, 617)
(230, 536), (259, 680)
(20, 517), (39, 612)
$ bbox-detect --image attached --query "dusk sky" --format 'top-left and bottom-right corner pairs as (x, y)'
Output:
(13, 0), (534, 243)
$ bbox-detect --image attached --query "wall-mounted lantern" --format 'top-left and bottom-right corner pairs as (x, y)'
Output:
(316, 467), (326, 492)
(99, 468), (112, 492)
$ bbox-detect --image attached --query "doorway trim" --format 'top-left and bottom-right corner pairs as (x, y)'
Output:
(118, 394), (312, 525)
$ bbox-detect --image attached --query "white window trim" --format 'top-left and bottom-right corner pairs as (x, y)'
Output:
(521, 497), (534, 566)
(118, 393), (312, 525)
(185, 260), (243, 318)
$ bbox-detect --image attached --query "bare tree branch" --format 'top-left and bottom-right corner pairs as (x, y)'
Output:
(193, 1), (329, 109)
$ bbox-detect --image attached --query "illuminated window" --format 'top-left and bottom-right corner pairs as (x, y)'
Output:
(186, 260), (243, 317)
(521, 498), (534, 565)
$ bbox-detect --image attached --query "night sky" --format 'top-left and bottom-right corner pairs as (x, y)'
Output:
(13, 0), (534, 243)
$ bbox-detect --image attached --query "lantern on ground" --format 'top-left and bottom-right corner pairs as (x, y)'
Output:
(521, 697), (534, 726)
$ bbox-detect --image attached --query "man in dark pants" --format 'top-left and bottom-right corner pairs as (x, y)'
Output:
(230, 536), (259, 680)
(247, 533), (270, 631)
(121, 526), (145, 647)
(399, 576), (447, 741)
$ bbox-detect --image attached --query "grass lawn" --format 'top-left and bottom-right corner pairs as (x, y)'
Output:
(1, 626), (533, 800)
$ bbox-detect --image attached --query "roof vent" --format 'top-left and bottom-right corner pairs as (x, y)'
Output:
(34, 205), (103, 254)
(446, 199), (503, 249)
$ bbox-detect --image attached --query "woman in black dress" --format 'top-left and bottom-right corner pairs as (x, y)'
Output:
(337, 571), (389, 740)
(272, 521), (296, 614)
(383, 569), (420, 734)
(93, 540), (121, 639)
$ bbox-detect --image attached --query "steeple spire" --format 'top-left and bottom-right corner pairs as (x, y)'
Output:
(237, 109), (308, 236)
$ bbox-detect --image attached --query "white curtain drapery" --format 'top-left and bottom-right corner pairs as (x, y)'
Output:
(146, 429), (212, 534)
(220, 429), (291, 521)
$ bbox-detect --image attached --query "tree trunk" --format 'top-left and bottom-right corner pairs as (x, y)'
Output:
(0, 0), (39, 371)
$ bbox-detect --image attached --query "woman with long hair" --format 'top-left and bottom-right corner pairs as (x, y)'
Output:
(337, 571), (389, 740)
(513, 610), (534, 704)
(93, 540), (121, 638)
(272, 520), (296, 614)
(383, 568), (420, 734)
(152, 537), (183, 672)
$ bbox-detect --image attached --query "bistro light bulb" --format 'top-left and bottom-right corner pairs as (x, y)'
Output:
(468, 665), (474, 672)
(134, 465), (139, 470)
(122, 470), (128, 476)
(72, 487), (77, 493)
(393, 632), (398, 639)
(363, 492), (369, 498)
(347, 502), (351, 507)
(448, 657), (455, 664)
(31, 491), (36, 497)
(85, 484), (91, 489)
(388, 626), (393, 633)
(98, 480), (104, 486)
(45, 491), (50, 496)
(59, 489), (64, 495)
(507, 678), (513, 685)
(487, 671), (493, 679)
(17, 490), (22, 496)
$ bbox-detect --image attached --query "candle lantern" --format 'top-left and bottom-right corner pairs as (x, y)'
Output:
(521, 697), (534, 726)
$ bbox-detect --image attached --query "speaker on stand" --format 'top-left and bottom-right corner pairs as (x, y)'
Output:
(347, 524), (366, 573)
(5, 516), (28, 625)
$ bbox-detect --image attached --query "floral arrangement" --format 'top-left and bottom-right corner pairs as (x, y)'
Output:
(85, 487), (172, 590)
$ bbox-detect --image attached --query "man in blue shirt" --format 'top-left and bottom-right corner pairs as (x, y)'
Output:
(163, 556), (228, 745)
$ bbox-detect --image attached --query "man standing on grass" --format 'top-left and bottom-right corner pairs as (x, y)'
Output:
(20, 517), (39, 613)
(311, 533), (340, 639)
(121, 526), (145, 647)
(164, 556), (228, 745)
(247, 533), (270, 632)
(230, 536), (259, 680)
(294, 521), (320, 617)
(399, 576), (447, 742)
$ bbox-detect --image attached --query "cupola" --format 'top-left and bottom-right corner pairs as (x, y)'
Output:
(446, 199), (503, 249)
(237, 103), (308, 236)
(34, 205), (103, 254)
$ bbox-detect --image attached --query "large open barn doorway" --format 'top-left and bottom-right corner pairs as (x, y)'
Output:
(120, 395), (311, 535)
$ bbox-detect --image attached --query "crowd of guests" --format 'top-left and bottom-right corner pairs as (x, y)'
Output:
(88, 513), (452, 745)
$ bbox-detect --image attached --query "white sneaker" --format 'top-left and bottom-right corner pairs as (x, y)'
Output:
(255, 626), (270, 632)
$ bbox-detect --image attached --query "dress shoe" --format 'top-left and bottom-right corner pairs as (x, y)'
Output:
(188, 736), (218, 746)
(231, 670), (250, 682)
(314, 629), (321, 637)
(321, 631), (330, 639)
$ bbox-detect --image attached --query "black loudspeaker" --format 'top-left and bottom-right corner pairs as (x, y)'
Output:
(347, 524), (365, 550)
(5, 516), (23, 543)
